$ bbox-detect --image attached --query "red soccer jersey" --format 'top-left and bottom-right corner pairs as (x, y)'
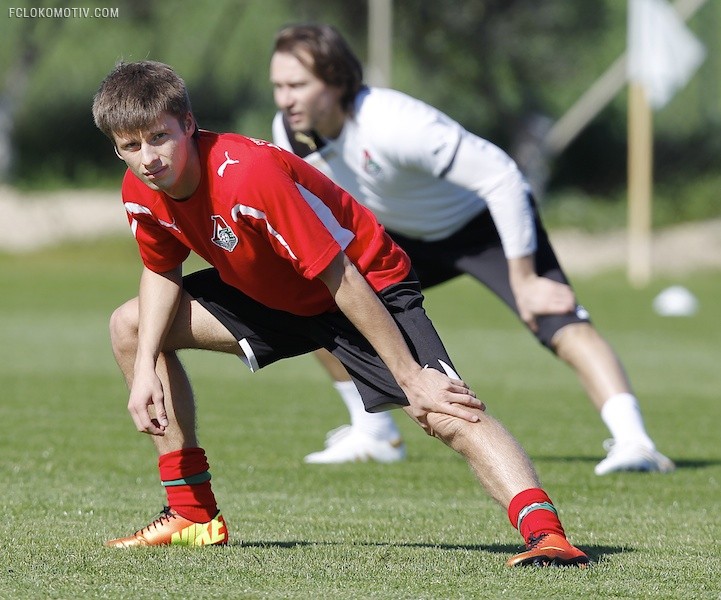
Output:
(120, 131), (411, 316)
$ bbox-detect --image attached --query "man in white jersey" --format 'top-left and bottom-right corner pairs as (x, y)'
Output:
(269, 23), (674, 475)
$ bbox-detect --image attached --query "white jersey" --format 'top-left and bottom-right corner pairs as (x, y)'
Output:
(272, 86), (536, 258)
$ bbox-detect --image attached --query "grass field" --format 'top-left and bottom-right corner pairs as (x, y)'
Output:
(1, 237), (719, 599)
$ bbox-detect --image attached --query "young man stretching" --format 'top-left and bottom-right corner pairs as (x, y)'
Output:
(92, 60), (589, 567)
(269, 23), (674, 475)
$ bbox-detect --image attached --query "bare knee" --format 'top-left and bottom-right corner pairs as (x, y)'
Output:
(551, 322), (600, 360)
(425, 406), (486, 449)
(109, 298), (139, 360)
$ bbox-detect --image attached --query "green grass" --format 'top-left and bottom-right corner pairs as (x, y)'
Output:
(1, 237), (720, 599)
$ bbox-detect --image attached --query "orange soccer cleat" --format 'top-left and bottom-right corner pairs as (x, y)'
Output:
(506, 533), (590, 568)
(105, 506), (228, 548)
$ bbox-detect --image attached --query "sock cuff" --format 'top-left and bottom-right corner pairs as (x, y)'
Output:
(162, 471), (212, 487)
(508, 488), (553, 529)
(159, 447), (209, 482)
(516, 502), (557, 531)
(601, 393), (638, 418)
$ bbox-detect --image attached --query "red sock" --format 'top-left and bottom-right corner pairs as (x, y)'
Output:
(508, 488), (566, 544)
(158, 447), (218, 523)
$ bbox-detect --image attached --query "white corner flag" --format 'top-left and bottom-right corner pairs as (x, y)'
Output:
(628, 0), (706, 109)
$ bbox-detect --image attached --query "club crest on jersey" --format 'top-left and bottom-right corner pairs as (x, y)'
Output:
(362, 149), (381, 176)
(210, 215), (238, 252)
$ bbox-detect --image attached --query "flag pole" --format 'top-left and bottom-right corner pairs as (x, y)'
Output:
(627, 82), (654, 287)
(545, 0), (707, 158)
(625, 0), (706, 287)
(367, 0), (393, 87)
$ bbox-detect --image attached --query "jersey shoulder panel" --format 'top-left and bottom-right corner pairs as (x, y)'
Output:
(354, 87), (464, 176)
(200, 131), (286, 199)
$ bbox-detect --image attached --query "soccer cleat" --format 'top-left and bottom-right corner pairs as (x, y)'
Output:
(304, 427), (406, 464)
(105, 506), (228, 548)
(323, 424), (353, 448)
(594, 439), (676, 475)
(506, 533), (590, 568)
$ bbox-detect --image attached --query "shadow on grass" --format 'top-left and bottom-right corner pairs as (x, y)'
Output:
(531, 455), (720, 470)
(237, 539), (626, 562)
(668, 458), (721, 470)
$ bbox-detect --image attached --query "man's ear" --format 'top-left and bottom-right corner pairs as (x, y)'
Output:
(183, 112), (196, 135)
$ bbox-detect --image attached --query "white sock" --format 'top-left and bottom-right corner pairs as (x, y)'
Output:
(600, 393), (655, 449)
(333, 380), (400, 441)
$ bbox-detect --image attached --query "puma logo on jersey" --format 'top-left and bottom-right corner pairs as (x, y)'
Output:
(211, 214), (238, 252)
(158, 217), (180, 232)
(217, 151), (240, 177)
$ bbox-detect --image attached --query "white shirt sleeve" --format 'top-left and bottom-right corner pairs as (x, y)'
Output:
(443, 132), (537, 259)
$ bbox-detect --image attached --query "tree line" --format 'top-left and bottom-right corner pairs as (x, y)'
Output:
(1, 0), (718, 211)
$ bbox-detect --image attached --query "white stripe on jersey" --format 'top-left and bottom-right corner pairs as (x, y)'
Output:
(124, 202), (152, 216)
(124, 202), (151, 239)
(294, 183), (355, 251)
(230, 204), (298, 260)
(124, 201), (182, 235)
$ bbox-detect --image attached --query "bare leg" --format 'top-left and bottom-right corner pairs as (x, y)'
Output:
(315, 347), (352, 381)
(424, 406), (591, 566)
(413, 407), (541, 508)
(552, 322), (631, 411)
(552, 322), (673, 474)
(304, 348), (405, 464)
(109, 292), (241, 454)
(104, 293), (240, 547)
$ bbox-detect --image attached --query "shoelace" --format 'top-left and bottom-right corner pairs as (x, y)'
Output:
(138, 506), (176, 535)
(525, 532), (549, 550)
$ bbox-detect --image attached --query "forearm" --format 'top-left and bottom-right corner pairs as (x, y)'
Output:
(135, 265), (183, 369)
(318, 253), (422, 388)
(318, 252), (482, 424)
(507, 255), (537, 288)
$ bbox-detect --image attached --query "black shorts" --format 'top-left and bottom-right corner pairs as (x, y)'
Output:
(182, 269), (457, 412)
(387, 199), (591, 350)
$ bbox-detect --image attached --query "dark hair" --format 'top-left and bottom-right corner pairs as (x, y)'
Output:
(92, 60), (193, 140)
(273, 24), (363, 111)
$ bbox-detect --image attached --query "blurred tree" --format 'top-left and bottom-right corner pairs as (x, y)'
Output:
(0, 12), (62, 181)
(389, 1), (626, 195)
(0, 0), (717, 216)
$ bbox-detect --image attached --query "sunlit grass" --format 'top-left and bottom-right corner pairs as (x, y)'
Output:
(1, 238), (719, 599)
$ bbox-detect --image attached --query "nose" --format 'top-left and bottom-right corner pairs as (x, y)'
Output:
(275, 86), (294, 110)
(140, 142), (159, 168)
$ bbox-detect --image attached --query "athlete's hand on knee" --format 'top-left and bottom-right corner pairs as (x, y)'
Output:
(127, 371), (169, 436)
(404, 368), (485, 424)
(514, 276), (576, 332)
